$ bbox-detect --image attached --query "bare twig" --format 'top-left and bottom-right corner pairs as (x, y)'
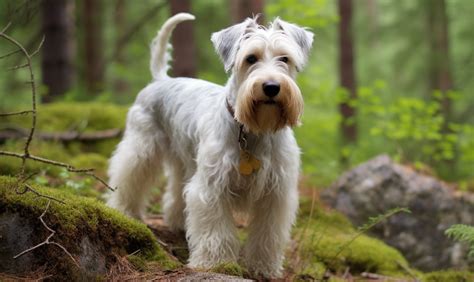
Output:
(13, 201), (79, 267)
(0, 28), (115, 192)
(24, 184), (66, 204)
(0, 28), (38, 172)
(0, 48), (21, 59)
(1, 22), (12, 33)
(0, 127), (122, 142)
(29, 35), (44, 58)
(0, 150), (115, 191)
(7, 63), (29, 71)
(0, 110), (34, 117)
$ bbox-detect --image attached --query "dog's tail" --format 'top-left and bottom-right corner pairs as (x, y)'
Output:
(150, 13), (195, 80)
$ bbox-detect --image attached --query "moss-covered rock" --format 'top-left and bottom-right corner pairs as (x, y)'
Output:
(423, 270), (474, 282)
(0, 176), (179, 280)
(295, 198), (414, 279)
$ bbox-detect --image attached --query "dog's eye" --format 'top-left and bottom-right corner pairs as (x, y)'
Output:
(278, 56), (289, 63)
(246, 55), (258, 65)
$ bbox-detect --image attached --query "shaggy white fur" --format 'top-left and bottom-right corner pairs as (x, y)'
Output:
(107, 13), (313, 278)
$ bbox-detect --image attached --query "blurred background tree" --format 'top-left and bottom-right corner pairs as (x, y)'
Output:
(0, 0), (473, 188)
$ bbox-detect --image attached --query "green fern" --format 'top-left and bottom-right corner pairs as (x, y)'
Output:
(445, 224), (474, 259)
(326, 207), (411, 269)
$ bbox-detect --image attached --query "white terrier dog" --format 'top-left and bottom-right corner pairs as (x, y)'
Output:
(107, 13), (313, 278)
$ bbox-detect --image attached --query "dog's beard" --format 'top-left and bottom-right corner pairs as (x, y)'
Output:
(235, 76), (303, 134)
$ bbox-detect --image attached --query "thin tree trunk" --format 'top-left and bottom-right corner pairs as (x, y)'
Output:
(41, 0), (75, 103)
(113, 0), (129, 96)
(83, 0), (104, 96)
(169, 0), (196, 78)
(230, 0), (265, 23)
(366, 0), (378, 48)
(427, 0), (453, 125)
(338, 0), (358, 150)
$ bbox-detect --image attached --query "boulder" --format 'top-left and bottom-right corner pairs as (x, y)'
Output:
(322, 155), (474, 271)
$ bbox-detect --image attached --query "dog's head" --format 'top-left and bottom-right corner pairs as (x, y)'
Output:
(212, 17), (313, 134)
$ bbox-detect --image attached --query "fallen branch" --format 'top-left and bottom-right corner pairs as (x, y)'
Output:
(0, 127), (122, 142)
(0, 110), (34, 117)
(14, 201), (79, 267)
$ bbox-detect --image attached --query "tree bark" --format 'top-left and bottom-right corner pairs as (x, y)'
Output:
(338, 0), (357, 147)
(113, 0), (129, 96)
(169, 0), (196, 78)
(427, 0), (453, 124)
(230, 0), (265, 23)
(83, 0), (104, 96)
(41, 0), (75, 103)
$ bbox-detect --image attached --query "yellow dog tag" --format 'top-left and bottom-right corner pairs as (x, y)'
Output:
(239, 150), (261, 175)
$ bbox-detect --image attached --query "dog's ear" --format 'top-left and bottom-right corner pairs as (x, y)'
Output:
(211, 18), (258, 72)
(272, 18), (314, 69)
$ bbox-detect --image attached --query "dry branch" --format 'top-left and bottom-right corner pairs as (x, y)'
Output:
(0, 110), (34, 117)
(0, 26), (114, 192)
(0, 22), (116, 271)
(0, 127), (122, 142)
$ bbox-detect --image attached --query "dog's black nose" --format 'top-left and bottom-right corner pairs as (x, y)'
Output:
(262, 81), (280, 97)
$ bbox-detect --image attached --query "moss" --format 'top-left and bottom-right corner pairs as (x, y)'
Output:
(423, 270), (474, 282)
(4, 102), (128, 132)
(297, 197), (353, 232)
(1, 102), (127, 158)
(295, 198), (413, 279)
(210, 262), (245, 277)
(0, 175), (180, 278)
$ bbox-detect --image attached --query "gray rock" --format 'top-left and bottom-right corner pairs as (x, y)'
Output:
(0, 211), (107, 279)
(322, 154), (474, 271)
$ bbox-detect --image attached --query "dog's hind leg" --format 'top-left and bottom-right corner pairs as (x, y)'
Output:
(162, 158), (186, 231)
(107, 105), (162, 220)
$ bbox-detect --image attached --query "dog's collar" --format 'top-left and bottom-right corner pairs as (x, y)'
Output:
(225, 98), (247, 150)
(225, 99), (260, 175)
(225, 98), (235, 119)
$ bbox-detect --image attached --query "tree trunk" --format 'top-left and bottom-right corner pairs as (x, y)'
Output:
(230, 0), (265, 23)
(83, 0), (104, 96)
(427, 0), (453, 125)
(113, 0), (129, 97)
(366, 0), (378, 48)
(338, 0), (357, 149)
(41, 0), (75, 103)
(169, 0), (196, 78)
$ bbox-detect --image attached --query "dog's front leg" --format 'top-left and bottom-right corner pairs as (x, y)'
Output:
(243, 185), (298, 278)
(184, 175), (239, 269)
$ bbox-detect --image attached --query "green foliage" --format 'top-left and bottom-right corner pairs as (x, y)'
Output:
(445, 224), (474, 260)
(357, 207), (411, 232)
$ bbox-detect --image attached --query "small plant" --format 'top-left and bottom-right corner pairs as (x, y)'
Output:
(445, 224), (474, 259)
